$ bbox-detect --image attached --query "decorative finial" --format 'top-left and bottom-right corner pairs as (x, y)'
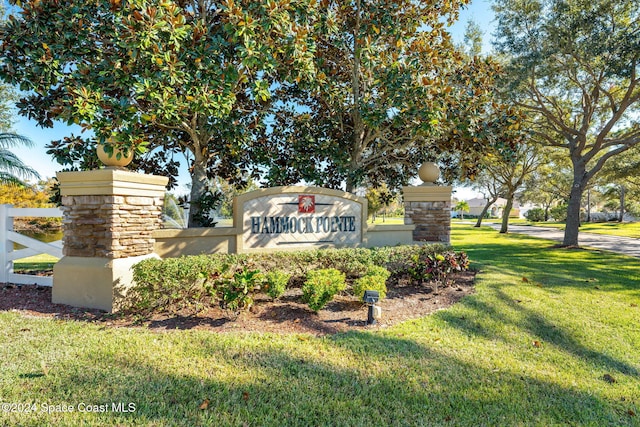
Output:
(418, 162), (440, 185)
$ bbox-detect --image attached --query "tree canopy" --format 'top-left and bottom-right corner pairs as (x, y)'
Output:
(254, 0), (519, 191)
(0, 0), (320, 226)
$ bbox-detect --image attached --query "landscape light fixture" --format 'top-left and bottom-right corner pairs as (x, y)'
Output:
(363, 290), (380, 325)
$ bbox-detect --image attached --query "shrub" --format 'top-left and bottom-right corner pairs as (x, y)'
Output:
(525, 208), (546, 222)
(409, 248), (470, 287)
(264, 270), (290, 300)
(218, 269), (263, 312)
(302, 268), (346, 312)
(352, 266), (391, 301)
(128, 245), (470, 316)
(128, 255), (227, 314)
(549, 204), (568, 222)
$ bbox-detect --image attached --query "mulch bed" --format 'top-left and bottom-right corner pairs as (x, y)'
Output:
(0, 271), (475, 335)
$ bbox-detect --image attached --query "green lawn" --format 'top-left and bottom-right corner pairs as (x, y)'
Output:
(527, 220), (640, 238)
(368, 216), (405, 224)
(12, 254), (59, 273)
(1, 224), (639, 426)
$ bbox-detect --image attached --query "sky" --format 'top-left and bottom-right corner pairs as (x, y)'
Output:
(6, 0), (497, 199)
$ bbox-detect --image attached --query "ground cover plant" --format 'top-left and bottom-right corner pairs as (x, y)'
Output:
(0, 224), (638, 426)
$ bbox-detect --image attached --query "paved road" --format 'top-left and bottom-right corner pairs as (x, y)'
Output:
(485, 223), (640, 258)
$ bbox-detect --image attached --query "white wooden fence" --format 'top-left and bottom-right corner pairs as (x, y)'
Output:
(0, 204), (63, 287)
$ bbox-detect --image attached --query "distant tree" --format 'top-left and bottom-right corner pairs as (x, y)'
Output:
(519, 150), (571, 222)
(598, 145), (640, 222)
(471, 173), (504, 227)
(494, 0), (640, 246)
(462, 19), (483, 57)
(211, 177), (258, 219)
(0, 182), (50, 207)
(366, 184), (394, 222)
(0, 180), (61, 231)
(483, 142), (544, 233)
(454, 200), (470, 220)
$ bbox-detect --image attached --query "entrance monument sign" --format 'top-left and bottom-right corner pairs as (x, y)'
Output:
(235, 187), (367, 251)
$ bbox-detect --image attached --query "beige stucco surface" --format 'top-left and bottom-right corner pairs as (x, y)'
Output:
(52, 254), (159, 312)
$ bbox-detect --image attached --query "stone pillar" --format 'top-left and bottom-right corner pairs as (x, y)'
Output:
(53, 169), (168, 312)
(403, 163), (452, 244)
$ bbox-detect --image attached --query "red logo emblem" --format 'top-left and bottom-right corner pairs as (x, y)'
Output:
(298, 195), (315, 213)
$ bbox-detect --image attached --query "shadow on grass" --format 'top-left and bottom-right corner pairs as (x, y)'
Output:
(439, 289), (639, 377)
(8, 332), (635, 426)
(458, 231), (640, 293)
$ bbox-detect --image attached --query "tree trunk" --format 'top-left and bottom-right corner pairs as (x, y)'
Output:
(619, 186), (626, 222)
(188, 154), (209, 228)
(475, 196), (498, 227)
(499, 193), (514, 233)
(563, 179), (584, 247)
(544, 203), (550, 222)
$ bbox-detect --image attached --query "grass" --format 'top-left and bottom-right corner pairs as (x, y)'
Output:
(1, 224), (639, 426)
(368, 216), (405, 224)
(12, 254), (59, 273)
(526, 220), (640, 238)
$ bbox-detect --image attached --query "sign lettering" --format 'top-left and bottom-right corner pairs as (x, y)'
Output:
(240, 190), (364, 250)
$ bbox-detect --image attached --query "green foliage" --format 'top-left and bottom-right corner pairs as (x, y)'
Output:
(302, 268), (346, 312)
(254, 0), (515, 191)
(352, 266), (391, 301)
(190, 187), (221, 228)
(128, 245), (465, 315)
(0, 133), (40, 185)
(264, 270), (290, 300)
(550, 204), (568, 222)
(0, 0), (320, 226)
(454, 200), (470, 219)
(128, 256), (226, 314)
(525, 207), (546, 222)
(409, 248), (470, 286)
(219, 269), (263, 312)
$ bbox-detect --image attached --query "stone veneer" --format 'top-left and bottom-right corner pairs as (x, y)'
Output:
(53, 169), (168, 312)
(61, 195), (163, 259)
(403, 185), (452, 243)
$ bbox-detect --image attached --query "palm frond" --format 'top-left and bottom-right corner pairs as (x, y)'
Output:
(0, 172), (31, 187)
(0, 132), (35, 149)
(0, 145), (41, 184)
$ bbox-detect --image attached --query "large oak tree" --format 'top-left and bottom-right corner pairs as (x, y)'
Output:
(0, 0), (320, 226)
(493, 0), (640, 246)
(255, 0), (518, 191)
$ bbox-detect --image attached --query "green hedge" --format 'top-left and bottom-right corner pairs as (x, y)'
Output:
(127, 245), (468, 315)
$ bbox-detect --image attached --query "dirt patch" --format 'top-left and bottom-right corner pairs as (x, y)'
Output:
(0, 272), (475, 335)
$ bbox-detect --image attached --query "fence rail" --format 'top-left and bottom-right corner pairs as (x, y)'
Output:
(0, 204), (63, 287)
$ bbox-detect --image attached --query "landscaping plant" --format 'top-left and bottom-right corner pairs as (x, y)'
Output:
(128, 245), (469, 315)
(263, 270), (290, 300)
(219, 269), (263, 312)
(302, 268), (347, 312)
(409, 248), (470, 293)
(352, 266), (391, 301)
